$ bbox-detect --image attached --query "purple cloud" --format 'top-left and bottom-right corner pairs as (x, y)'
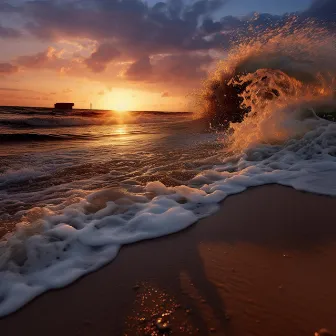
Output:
(124, 52), (213, 83)
(19, 0), (230, 53)
(0, 24), (21, 38)
(125, 56), (152, 80)
(85, 43), (121, 72)
(304, 0), (336, 23)
(0, 2), (19, 13)
(2, 0), (335, 90)
(15, 47), (66, 70)
(0, 63), (18, 74)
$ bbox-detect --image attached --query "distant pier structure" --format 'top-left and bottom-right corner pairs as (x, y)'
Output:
(54, 103), (74, 110)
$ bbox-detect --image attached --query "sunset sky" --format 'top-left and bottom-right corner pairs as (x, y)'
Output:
(0, 0), (332, 111)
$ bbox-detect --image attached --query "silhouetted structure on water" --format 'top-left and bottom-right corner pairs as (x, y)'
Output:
(54, 103), (74, 110)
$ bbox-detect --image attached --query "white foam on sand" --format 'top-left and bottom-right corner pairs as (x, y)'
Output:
(0, 168), (47, 187)
(0, 114), (335, 317)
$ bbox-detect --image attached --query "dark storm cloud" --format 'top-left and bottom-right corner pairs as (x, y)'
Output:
(0, 62), (18, 74)
(125, 52), (213, 82)
(154, 53), (212, 81)
(125, 56), (152, 80)
(206, 0), (336, 44)
(0, 24), (21, 38)
(4, 1), (336, 49)
(304, 0), (336, 22)
(19, 0), (230, 52)
(0, 1), (19, 13)
(3, 0), (336, 85)
(85, 43), (121, 72)
(201, 18), (223, 34)
(244, 0), (336, 29)
(33, 0), (229, 79)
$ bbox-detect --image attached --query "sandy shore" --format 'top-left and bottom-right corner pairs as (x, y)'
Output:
(1, 185), (336, 336)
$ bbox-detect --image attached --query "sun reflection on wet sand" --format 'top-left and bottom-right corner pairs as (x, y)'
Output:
(124, 283), (198, 335)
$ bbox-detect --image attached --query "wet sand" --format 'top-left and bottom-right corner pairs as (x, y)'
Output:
(1, 185), (336, 336)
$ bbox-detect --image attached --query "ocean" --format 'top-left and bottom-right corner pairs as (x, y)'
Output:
(1, 22), (336, 317)
(0, 107), (221, 235)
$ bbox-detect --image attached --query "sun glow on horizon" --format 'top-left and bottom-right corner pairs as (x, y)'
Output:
(101, 88), (139, 112)
(94, 87), (186, 113)
(113, 99), (131, 113)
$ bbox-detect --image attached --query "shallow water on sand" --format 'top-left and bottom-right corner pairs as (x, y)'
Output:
(0, 108), (223, 234)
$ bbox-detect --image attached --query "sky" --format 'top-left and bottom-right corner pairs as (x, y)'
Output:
(0, 0), (333, 111)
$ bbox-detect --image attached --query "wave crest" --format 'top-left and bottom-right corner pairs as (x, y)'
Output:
(199, 20), (336, 135)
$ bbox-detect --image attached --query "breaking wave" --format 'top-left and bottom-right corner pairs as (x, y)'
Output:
(199, 19), (336, 128)
(1, 21), (336, 317)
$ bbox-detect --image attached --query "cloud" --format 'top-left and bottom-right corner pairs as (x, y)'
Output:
(124, 52), (213, 83)
(16, 47), (63, 68)
(153, 53), (213, 82)
(18, 0), (230, 55)
(8, 46), (89, 79)
(3, 0), (335, 94)
(0, 2), (19, 13)
(85, 43), (121, 72)
(0, 24), (21, 38)
(5, 1), (335, 55)
(13, 47), (91, 77)
(0, 63), (18, 74)
(304, 0), (336, 22)
(0, 87), (32, 92)
(201, 18), (223, 34)
(125, 56), (152, 81)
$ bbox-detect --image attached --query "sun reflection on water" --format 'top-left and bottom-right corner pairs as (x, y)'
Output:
(115, 126), (127, 135)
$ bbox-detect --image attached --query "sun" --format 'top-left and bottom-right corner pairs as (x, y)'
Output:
(103, 88), (137, 112)
(114, 99), (130, 113)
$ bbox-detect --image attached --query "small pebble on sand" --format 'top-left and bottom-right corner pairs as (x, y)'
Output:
(315, 329), (334, 336)
(156, 318), (171, 333)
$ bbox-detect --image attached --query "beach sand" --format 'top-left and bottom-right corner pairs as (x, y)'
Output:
(1, 185), (336, 336)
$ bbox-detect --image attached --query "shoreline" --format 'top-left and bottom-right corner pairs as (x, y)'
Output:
(1, 185), (336, 335)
